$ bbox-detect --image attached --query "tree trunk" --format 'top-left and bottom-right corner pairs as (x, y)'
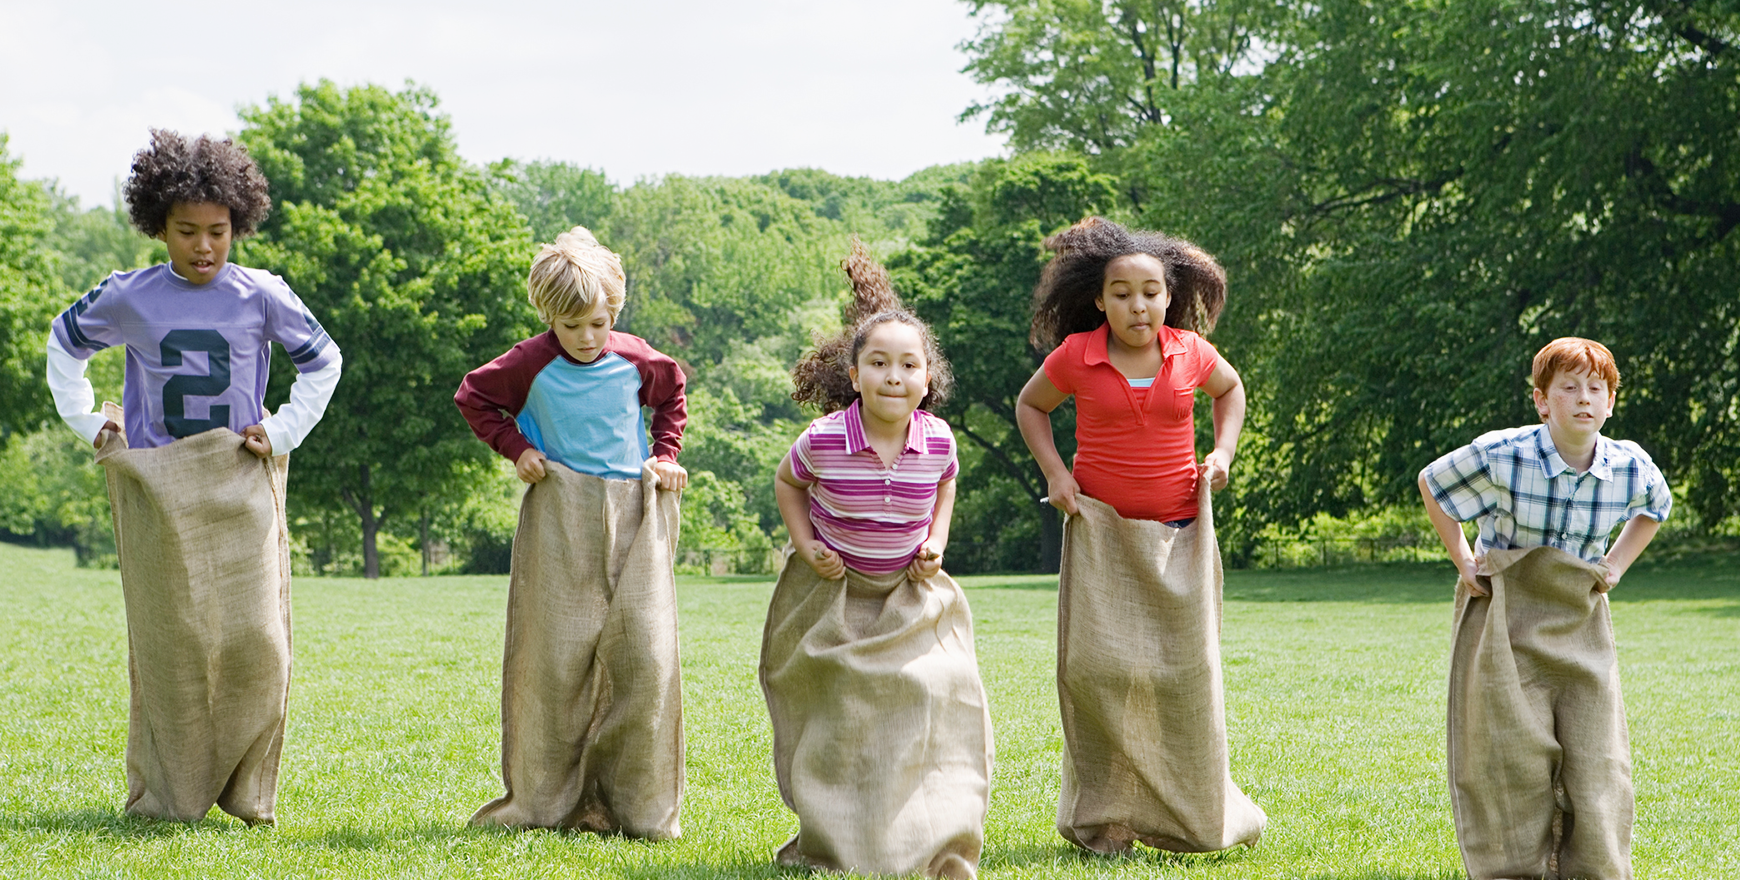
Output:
(351, 462), (380, 580)
(1039, 505), (1062, 574)
(420, 510), (432, 577)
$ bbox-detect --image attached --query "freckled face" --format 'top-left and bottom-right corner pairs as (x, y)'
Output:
(160, 201), (232, 285)
(850, 321), (930, 428)
(552, 298), (613, 363)
(1096, 253), (1168, 352)
(1534, 367), (1615, 443)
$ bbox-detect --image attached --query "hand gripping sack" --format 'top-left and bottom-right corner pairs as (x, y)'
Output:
(95, 409), (293, 824)
(470, 460), (685, 839)
(1449, 546), (1633, 880)
(1055, 480), (1266, 853)
(760, 560), (993, 879)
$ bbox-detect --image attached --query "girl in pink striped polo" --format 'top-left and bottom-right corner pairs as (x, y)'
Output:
(758, 243), (992, 880)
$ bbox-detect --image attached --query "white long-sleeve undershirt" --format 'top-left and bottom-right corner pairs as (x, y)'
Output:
(45, 333), (343, 454)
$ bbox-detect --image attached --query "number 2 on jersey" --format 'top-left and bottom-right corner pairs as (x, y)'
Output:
(161, 329), (232, 438)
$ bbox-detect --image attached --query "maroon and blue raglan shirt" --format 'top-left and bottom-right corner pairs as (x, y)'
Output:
(454, 330), (686, 480)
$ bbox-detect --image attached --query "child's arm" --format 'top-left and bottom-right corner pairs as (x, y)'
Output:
(776, 452), (844, 580)
(248, 352), (343, 458)
(1199, 354), (1245, 490)
(633, 343), (689, 492)
(1419, 474), (1484, 594)
(1016, 367), (1081, 515)
(1601, 516), (1661, 591)
(45, 335), (118, 447)
(908, 477), (956, 581)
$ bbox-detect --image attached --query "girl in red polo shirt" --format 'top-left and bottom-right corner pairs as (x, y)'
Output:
(758, 242), (992, 880)
(1015, 217), (1266, 855)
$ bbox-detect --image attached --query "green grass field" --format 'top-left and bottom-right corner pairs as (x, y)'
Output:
(1, 542), (1735, 878)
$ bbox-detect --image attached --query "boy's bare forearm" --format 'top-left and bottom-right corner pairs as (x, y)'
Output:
(1419, 475), (1478, 580)
(1603, 516), (1661, 583)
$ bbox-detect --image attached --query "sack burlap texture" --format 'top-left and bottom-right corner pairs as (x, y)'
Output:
(1055, 481), (1265, 853)
(1449, 546), (1632, 880)
(471, 460), (684, 839)
(96, 404), (293, 824)
(759, 559), (993, 880)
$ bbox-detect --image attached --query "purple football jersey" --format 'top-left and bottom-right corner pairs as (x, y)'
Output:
(52, 263), (338, 449)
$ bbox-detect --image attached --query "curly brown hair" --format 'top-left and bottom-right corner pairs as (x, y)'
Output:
(124, 129), (273, 237)
(791, 238), (954, 414)
(1028, 216), (1227, 352)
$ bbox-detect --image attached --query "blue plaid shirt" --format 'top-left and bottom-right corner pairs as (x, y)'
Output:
(1420, 425), (1671, 563)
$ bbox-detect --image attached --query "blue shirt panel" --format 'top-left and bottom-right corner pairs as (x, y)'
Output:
(516, 352), (649, 480)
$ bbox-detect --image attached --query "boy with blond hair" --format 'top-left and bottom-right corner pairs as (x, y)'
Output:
(1420, 337), (1670, 880)
(455, 227), (688, 839)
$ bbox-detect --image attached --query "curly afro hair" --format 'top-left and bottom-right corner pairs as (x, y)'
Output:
(790, 238), (954, 415)
(124, 129), (273, 238)
(1028, 216), (1227, 352)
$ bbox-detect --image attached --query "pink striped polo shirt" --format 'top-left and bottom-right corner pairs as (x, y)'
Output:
(789, 399), (959, 574)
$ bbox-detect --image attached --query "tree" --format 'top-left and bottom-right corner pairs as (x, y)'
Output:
(962, 0), (1740, 535)
(0, 135), (66, 441)
(892, 153), (1121, 571)
(238, 81), (540, 578)
(489, 159), (617, 242)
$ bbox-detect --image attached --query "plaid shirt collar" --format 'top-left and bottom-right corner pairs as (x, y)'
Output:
(1531, 426), (1615, 483)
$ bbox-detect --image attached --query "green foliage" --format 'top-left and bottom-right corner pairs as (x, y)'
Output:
(962, 0), (1740, 540)
(0, 135), (67, 440)
(237, 80), (542, 577)
(44, 190), (165, 294)
(489, 159), (617, 242)
(0, 429), (114, 566)
(676, 469), (776, 575)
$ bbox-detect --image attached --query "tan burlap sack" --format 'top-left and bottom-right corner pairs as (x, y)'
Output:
(759, 559), (993, 880)
(1448, 546), (1632, 880)
(471, 460), (684, 839)
(1055, 481), (1266, 853)
(95, 406), (293, 824)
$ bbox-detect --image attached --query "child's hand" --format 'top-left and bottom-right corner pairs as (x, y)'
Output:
(242, 425), (273, 458)
(94, 420), (121, 449)
(800, 539), (845, 580)
(651, 459), (688, 491)
(1599, 565), (1622, 593)
(516, 448), (548, 484)
(1460, 555), (1487, 596)
(908, 540), (944, 581)
(1200, 450), (1233, 491)
(1044, 472), (1082, 516)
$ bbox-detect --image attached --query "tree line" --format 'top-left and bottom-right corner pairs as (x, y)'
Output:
(2, 0), (1735, 575)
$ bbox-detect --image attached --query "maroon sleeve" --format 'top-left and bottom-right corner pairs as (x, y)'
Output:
(454, 332), (561, 464)
(610, 331), (688, 462)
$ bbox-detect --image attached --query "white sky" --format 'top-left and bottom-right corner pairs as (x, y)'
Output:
(0, 0), (1009, 208)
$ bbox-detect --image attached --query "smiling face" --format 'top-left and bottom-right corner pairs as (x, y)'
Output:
(159, 201), (233, 285)
(1095, 252), (1169, 352)
(1534, 367), (1615, 445)
(849, 320), (930, 429)
(552, 297), (614, 363)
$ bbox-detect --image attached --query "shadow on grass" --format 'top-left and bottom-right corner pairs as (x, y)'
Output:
(2, 808), (261, 837)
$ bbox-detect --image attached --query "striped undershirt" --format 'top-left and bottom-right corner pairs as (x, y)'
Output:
(790, 399), (959, 574)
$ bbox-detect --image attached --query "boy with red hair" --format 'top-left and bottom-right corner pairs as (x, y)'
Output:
(1420, 337), (1670, 880)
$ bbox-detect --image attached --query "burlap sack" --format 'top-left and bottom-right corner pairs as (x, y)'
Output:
(471, 460), (684, 839)
(1448, 546), (1632, 880)
(95, 405), (293, 824)
(759, 559), (993, 880)
(1055, 480), (1266, 853)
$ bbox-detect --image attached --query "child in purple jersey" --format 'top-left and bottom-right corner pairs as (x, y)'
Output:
(759, 242), (991, 880)
(38, 129), (340, 825)
(47, 129), (341, 455)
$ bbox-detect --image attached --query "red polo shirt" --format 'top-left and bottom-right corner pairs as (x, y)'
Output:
(1043, 324), (1219, 522)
